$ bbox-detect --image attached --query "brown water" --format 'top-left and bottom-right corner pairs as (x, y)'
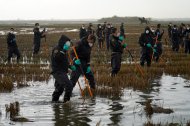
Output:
(0, 74), (190, 126)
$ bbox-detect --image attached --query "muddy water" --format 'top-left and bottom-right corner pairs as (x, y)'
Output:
(0, 74), (190, 126)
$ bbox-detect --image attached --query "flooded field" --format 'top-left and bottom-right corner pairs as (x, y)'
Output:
(1, 24), (190, 126)
(0, 74), (190, 126)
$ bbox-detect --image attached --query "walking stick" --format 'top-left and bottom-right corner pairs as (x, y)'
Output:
(126, 48), (145, 77)
(67, 51), (84, 97)
(72, 46), (93, 97)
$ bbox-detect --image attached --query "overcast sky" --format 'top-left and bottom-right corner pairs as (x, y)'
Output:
(0, 0), (189, 20)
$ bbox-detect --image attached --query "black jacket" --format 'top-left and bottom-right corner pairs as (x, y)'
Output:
(105, 27), (112, 37)
(168, 25), (172, 38)
(96, 28), (103, 39)
(120, 25), (125, 37)
(72, 37), (92, 64)
(79, 27), (87, 39)
(171, 28), (179, 41)
(139, 33), (154, 47)
(110, 35), (124, 53)
(87, 27), (95, 35)
(51, 35), (70, 73)
(7, 33), (17, 48)
(183, 29), (190, 41)
(155, 29), (164, 42)
(33, 28), (45, 43)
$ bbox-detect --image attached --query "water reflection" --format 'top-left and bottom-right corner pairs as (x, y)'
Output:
(52, 101), (93, 126)
(108, 102), (124, 126)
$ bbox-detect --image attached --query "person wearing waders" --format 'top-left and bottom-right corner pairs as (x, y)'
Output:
(79, 24), (87, 39)
(139, 26), (154, 67)
(7, 28), (21, 63)
(33, 23), (46, 54)
(70, 34), (96, 94)
(110, 28), (127, 77)
(51, 35), (76, 103)
(96, 24), (104, 49)
(153, 24), (164, 62)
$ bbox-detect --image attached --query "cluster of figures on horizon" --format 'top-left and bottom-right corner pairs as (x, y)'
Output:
(3, 22), (190, 103)
(167, 23), (190, 53)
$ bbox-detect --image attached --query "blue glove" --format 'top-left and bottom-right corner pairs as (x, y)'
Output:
(154, 44), (157, 48)
(74, 59), (81, 65)
(70, 65), (76, 71)
(86, 66), (91, 73)
(153, 49), (157, 53)
(146, 43), (152, 48)
(122, 43), (127, 48)
(119, 36), (124, 41)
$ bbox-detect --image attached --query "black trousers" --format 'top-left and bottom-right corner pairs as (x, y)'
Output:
(8, 47), (21, 63)
(33, 41), (41, 54)
(111, 52), (122, 76)
(70, 63), (95, 90)
(98, 38), (103, 49)
(106, 36), (110, 51)
(52, 72), (73, 102)
(172, 39), (179, 52)
(154, 42), (162, 62)
(185, 40), (190, 54)
(140, 48), (152, 67)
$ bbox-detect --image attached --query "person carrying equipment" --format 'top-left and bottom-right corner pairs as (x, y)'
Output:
(153, 24), (164, 62)
(51, 35), (75, 103)
(110, 27), (127, 76)
(139, 26), (154, 67)
(70, 34), (96, 96)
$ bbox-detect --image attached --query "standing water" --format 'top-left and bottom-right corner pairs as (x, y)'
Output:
(0, 74), (190, 126)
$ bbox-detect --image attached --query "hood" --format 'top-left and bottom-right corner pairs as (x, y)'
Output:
(58, 35), (71, 48)
(144, 26), (150, 33)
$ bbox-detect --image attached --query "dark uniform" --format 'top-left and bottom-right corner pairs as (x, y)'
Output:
(120, 23), (125, 38)
(33, 27), (45, 54)
(110, 28), (126, 77)
(168, 24), (173, 44)
(79, 25), (87, 39)
(87, 23), (95, 35)
(105, 24), (112, 51)
(7, 31), (20, 63)
(139, 27), (154, 67)
(179, 23), (185, 48)
(102, 22), (107, 42)
(110, 34), (124, 76)
(51, 35), (73, 102)
(171, 26), (180, 52)
(184, 28), (190, 54)
(154, 27), (164, 62)
(96, 24), (104, 48)
(70, 37), (96, 90)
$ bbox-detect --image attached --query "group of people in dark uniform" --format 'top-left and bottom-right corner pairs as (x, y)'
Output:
(6, 23), (46, 63)
(52, 22), (127, 102)
(5, 21), (190, 103)
(168, 23), (190, 54)
(139, 24), (164, 67)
